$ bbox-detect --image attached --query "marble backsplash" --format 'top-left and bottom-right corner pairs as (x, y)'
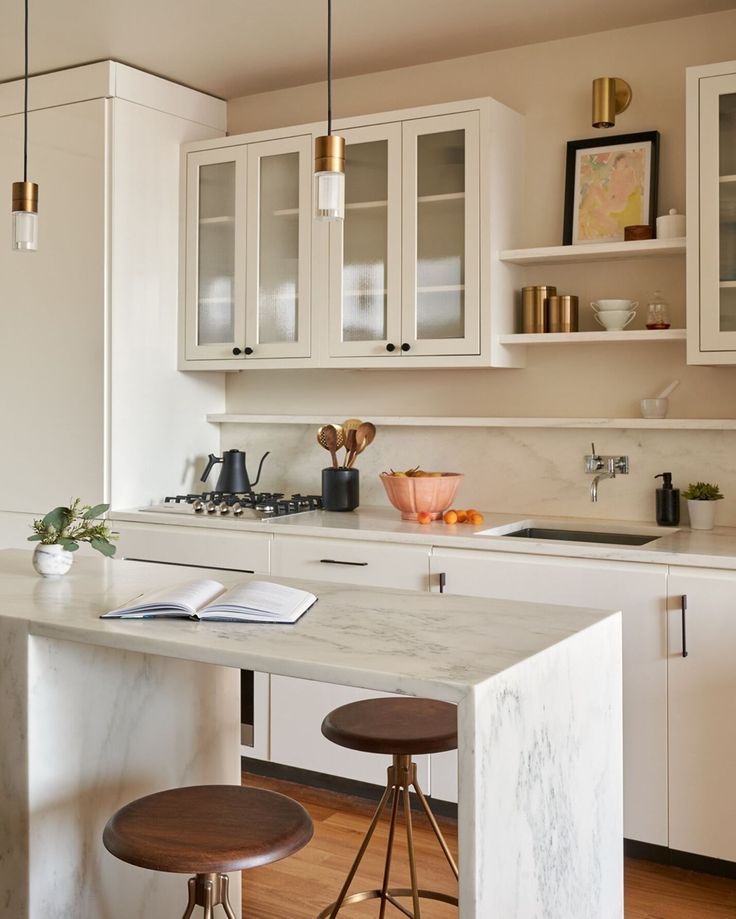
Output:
(219, 423), (736, 526)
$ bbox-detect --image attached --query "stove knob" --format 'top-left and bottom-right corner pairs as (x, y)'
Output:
(206, 501), (217, 514)
(193, 499), (205, 513)
(231, 502), (243, 516)
(218, 502), (230, 515)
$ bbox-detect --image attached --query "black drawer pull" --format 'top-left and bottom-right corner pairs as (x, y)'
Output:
(319, 558), (368, 567)
(681, 594), (688, 658)
(439, 572), (446, 594)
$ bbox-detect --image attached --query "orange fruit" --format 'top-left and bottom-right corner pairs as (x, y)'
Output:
(465, 508), (479, 517)
(469, 512), (485, 525)
(417, 511), (433, 525)
(455, 510), (467, 523)
(443, 510), (458, 525)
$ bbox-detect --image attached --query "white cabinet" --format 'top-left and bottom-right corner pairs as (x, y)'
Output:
(182, 133), (313, 365)
(327, 110), (481, 359)
(429, 548), (668, 845)
(667, 568), (736, 861)
(269, 534), (433, 785)
(687, 60), (736, 363)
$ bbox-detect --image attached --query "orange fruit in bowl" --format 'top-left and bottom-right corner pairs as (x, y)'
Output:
(417, 511), (433, 525)
(443, 510), (458, 525)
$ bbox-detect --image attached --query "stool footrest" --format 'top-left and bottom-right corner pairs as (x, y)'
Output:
(316, 888), (459, 919)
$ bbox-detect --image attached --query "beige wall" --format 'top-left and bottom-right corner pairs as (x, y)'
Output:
(222, 11), (736, 524)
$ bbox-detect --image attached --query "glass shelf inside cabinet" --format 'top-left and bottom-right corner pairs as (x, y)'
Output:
(342, 139), (390, 342)
(197, 161), (236, 345)
(719, 92), (736, 331)
(416, 129), (465, 339)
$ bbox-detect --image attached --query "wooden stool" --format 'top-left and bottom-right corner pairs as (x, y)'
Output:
(318, 697), (458, 918)
(103, 784), (313, 918)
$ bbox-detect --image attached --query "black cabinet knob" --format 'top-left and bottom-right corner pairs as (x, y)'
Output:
(386, 343), (396, 352)
(232, 347), (242, 356)
(401, 342), (411, 352)
(244, 347), (254, 355)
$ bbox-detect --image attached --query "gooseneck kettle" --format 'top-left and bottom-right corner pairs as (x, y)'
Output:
(200, 449), (269, 493)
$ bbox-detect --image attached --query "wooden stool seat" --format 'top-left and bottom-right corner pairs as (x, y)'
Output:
(103, 785), (313, 874)
(321, 697), (458, 756)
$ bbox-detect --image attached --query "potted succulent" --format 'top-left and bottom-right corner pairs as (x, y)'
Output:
(682, 482), (724, 531)
(28, 499), (117, 577)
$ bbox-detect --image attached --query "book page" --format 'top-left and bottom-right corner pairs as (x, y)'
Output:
(202, 580), (316, 620)
(102, 578), (224, 618)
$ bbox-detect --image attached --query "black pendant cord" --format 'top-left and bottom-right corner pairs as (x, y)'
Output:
(23, 0), (29, 182)
(327, 0), (332, 136)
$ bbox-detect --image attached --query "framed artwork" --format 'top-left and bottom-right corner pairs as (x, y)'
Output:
(562, 131), (659, 245)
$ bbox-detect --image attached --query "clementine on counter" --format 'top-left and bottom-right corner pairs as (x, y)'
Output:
(455, 510), (468, 523)
(443, 510), (458, 524)
(417, 511), (433, 525)
(469, 512), (485, 525)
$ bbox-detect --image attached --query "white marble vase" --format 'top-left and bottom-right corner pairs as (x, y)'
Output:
(32, 543), (75, 577)
(687, 499), (717, 531)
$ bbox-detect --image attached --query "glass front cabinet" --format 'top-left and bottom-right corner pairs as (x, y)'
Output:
(688, 62), (736, 363)
(183, 135), (312, 363)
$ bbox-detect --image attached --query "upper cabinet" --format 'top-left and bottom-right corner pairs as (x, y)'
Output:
(179, 98), (523, 370)
(687, 61), (736, 364)
(182, 134), (313, 363)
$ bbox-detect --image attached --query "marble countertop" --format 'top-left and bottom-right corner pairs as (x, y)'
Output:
(0, 549), (613, 701)
(112, 505), (736, 570)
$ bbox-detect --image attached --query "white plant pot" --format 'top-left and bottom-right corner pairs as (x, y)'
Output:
(32, 543), (75, 577)
(687, 499), (718, 531)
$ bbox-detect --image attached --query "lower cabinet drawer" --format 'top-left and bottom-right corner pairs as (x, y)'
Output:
(112, 521), (270, 573)
(271, 534), (429, 589)
(270, 675), (429, 788)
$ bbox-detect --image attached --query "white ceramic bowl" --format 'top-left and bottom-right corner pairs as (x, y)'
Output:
(594, 309), (636, 331)
(591, 299), (639, 312)
(640, 398), (668, 418)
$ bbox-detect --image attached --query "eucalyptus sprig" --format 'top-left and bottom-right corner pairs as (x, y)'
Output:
(28, 498), (117, 556)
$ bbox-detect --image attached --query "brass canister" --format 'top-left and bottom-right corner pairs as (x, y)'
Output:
(521, 285), (556, 333)
(547, 294), (579, 332)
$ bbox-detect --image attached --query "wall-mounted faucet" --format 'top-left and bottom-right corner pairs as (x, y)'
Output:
(585, 443), (629, 502)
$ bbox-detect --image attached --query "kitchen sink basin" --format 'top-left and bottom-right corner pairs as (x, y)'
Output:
(499, 527), (657, 546)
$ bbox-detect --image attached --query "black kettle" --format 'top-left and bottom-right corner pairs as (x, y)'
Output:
(200, 449), (269, 494)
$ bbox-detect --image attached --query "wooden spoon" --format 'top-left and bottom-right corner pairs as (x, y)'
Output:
(341, 418), (362, 466)
(317, 425), (339, 468)
(349, 422), (376, 467)
(344, 428), (357, 469)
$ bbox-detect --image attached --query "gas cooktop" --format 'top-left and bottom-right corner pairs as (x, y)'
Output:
(142, 492), (322, 520)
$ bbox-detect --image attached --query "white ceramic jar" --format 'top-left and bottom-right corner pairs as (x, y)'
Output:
(32, 543), (75, 577)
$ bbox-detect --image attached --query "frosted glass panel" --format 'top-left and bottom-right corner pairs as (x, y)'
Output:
(197, 162), (235, 345)
(720, 94), (736, 331)
(342, 140), (388, 342)
(720, 92), (736, 177)
(258, 152), (299, 344)
(416, 130), (465, 339)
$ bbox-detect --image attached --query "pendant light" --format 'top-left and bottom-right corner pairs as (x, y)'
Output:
(314, 0), (345, 221)
(12, 0), (38, 251)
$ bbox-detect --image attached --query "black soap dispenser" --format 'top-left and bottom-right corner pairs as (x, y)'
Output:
(654, 473), (680, 526)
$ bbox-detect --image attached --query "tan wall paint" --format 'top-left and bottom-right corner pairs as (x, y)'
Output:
(222, 11), (736, 524)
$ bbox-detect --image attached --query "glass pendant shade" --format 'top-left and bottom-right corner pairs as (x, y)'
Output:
(12, 181), (38, 251)
(314, 134), (345, 221)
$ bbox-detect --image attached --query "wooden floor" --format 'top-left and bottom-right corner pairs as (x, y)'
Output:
(243, 773), (736, 918)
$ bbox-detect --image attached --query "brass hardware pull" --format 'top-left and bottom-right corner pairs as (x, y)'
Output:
(319, 559), (368, 567)
(681, 594), (688, 658)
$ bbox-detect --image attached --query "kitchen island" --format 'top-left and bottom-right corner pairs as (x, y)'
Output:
(0, 549), (622, 918)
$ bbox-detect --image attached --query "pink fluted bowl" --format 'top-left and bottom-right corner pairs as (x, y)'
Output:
(380, 472), (463, 521)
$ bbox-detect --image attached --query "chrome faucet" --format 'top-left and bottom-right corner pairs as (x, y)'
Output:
(585, 443), (629, 503)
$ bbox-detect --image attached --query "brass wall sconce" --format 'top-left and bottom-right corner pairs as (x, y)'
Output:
(592, 77), (632, 128)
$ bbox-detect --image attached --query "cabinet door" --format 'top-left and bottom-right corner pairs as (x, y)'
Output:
(245, 135), (312, 359)
(401, 112), (480, 356)
(699, 72), (736, 351)
(668, 568), (736, 861)
(328, 123), (403, 357)
(429, 549), (667, 847)
(184, 147), (246, 360)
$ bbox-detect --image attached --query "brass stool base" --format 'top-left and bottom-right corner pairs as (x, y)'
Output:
(181, 872), (236, 919)
(317, 755), (458, 918)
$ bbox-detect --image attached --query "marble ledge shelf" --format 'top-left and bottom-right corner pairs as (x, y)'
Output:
(206, 414), (736, 431)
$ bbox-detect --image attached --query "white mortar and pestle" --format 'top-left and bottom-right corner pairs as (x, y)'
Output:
(641, 380), (679, 418)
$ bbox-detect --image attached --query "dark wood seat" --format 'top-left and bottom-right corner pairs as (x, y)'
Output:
(321, 697), (458, 756)
(103, 784), (313, 874)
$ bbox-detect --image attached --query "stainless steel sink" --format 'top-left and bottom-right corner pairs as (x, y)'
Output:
(503, 527), (657, 546)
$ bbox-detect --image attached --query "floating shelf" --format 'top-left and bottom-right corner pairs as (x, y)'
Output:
(273, 193), (464, 217)
(199, 216), (234, 225)
(498, 329), (686, 345)
(499, 238), (686, 265)
(206, 413), (736, 431)
(720, 175), (736, 183)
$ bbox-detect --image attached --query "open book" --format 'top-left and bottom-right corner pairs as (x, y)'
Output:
(101, 578), (316, 624)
